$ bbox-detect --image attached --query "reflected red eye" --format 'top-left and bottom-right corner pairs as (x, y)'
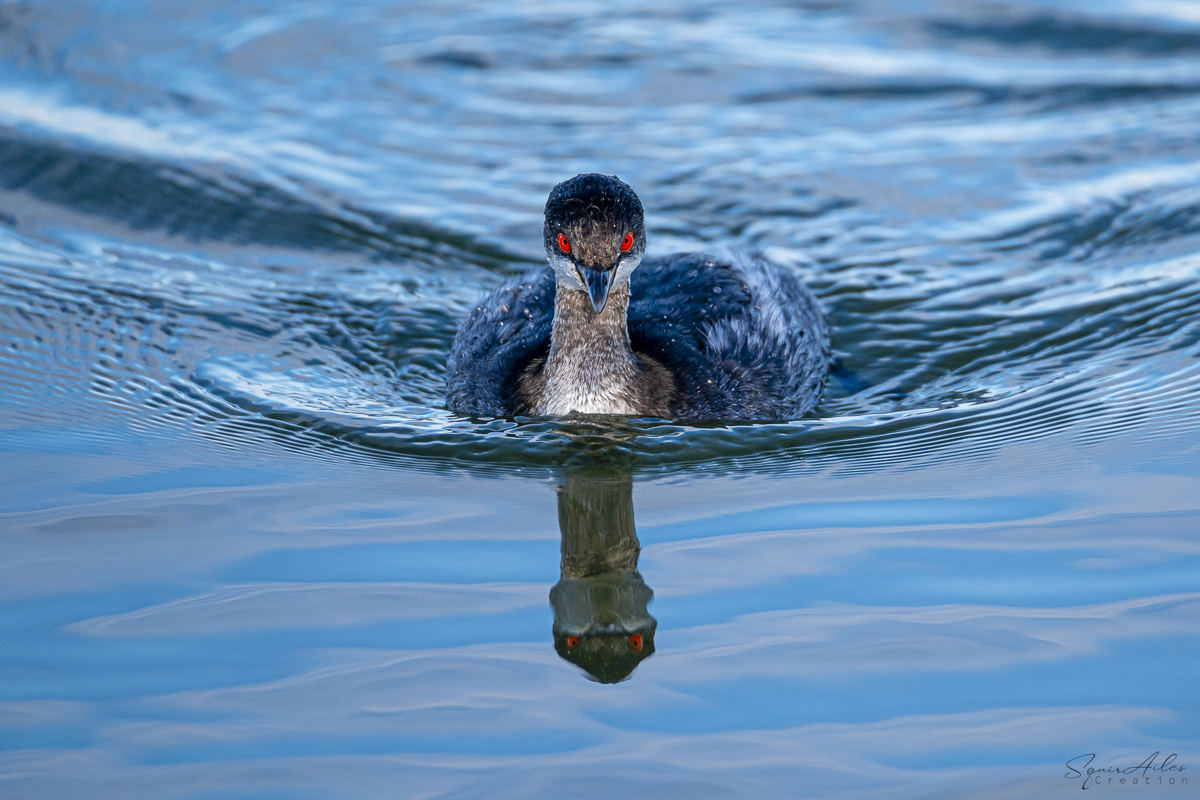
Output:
(566, 636), (579, 648)
(558, 233), (571, 253)
(628, 633), (643, 651)
(621, 232), (634, 252)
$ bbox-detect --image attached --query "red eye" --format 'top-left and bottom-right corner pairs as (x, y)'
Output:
(628, 633), (643, 651)
(621, 232), (634, 252)
(558, 233), (571, 253)
(566, 636), (579, 649)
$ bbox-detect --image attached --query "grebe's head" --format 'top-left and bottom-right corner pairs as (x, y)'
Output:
(543, 173), (646, 314)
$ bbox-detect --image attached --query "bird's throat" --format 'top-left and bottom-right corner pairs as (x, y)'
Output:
(537, 281), (641, 415)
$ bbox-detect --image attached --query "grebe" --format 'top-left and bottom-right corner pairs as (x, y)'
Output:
(446, 174), (828, 420)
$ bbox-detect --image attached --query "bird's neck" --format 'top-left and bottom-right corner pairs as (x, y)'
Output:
(538, 281), (640, 415)
(557, 469), (639, 577)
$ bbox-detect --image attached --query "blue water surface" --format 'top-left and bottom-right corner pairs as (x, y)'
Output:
(2, 0), (1200, 797)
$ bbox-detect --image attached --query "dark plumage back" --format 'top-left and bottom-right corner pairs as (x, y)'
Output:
(445, 252), (829, 420)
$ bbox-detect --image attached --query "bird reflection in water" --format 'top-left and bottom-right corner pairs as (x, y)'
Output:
(551, 465), (656, 683)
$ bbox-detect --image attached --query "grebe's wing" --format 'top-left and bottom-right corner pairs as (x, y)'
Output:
(627, 253), (752, 352)
(628, 253), (828, 419)
(445, 267), (554, 416)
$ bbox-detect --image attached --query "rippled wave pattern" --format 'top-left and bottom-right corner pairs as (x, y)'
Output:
(5, 2), (1200, 476)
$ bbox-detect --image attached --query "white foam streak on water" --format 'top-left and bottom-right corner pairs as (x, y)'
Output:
(0, 89), (251, 167)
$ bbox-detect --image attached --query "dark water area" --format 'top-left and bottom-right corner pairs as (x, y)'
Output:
(1, 0), (1199, 797)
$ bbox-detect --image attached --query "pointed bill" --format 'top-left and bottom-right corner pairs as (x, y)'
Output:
(577, 266), (614, 314)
